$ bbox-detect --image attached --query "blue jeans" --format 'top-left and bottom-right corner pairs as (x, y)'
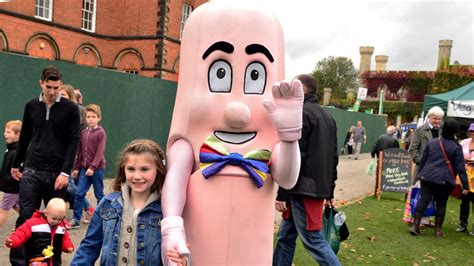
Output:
(68, 176), (91, 210)
(73, 168), (105, 221)
(273, 195), (340, 266)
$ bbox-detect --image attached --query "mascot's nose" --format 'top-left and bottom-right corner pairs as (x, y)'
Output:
(224, 102), (251, 129)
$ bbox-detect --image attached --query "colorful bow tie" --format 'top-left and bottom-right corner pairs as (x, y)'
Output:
(199, 135), (271, 188)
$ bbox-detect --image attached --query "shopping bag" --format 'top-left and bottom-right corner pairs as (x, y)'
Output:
(410, 186), (436, 217)
(323, 207), (349, 254)
(365, 158), (376, 175)
(402, 186), (414, 222)
(340, 146), (346, 155)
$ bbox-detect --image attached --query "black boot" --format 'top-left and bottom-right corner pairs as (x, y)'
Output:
(435, 216), (445, 238)
(410, 214), (422, 236)
(455, 222), (467, 232)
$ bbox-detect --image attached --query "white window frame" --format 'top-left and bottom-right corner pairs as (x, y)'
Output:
(82, 0), (97, 33)
(35, 0), (53, 21)
(180, 4), (192, 39)
(124, 70), (139, 75)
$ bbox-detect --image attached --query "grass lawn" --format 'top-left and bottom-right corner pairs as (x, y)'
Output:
(286, 192), (474, 265)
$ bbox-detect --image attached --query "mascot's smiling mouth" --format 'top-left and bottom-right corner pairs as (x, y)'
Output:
(214, 131), (256, 144)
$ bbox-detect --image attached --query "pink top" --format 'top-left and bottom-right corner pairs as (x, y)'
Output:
(460, 138), (473, 159)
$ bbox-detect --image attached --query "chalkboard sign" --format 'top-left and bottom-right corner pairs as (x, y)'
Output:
(377, 148), (412, 195)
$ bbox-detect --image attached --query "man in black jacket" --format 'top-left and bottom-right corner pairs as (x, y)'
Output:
(10, 66), (80, 265)
(273, 74), (340, 266)
(371, 126), (400, 158)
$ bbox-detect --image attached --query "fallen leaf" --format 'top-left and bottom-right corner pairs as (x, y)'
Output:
(367, 236), (376, 241)
(350, 249), (356, 252)
(357, 227), (366, 231)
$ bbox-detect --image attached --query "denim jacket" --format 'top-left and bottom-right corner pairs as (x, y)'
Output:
(72, 191), (163, 266)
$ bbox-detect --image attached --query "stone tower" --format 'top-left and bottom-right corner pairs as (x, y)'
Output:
(359, 46), (374, 75)
(437, 39), (453, 71)
(375, 55), (388, 72)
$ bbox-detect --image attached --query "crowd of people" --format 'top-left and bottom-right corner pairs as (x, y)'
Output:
(1, 64), (472, 265)
(0, 66), (186, 265)
(341, 105), (473, 239)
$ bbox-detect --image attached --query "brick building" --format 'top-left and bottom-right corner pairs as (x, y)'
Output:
(358, 40), (474, 102)
(0, 0), (207, 80)
(357, 40), (473, 124)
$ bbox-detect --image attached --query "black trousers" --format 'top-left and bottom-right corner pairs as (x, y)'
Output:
(415, 181), (451, 219)
(459, 192), (474, 225)
(10, 167), (67, 266)
(347, 145), (353, 155)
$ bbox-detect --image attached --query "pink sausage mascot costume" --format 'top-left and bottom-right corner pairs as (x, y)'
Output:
(161, 3), (303, 265)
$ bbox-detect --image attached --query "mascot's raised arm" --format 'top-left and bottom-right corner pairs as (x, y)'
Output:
(160, 3), (303, 265)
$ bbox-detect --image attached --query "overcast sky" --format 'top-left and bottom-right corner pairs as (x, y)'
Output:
(212, 0), (473, 78)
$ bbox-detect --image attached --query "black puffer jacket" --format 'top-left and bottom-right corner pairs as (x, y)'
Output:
(371, 134), (399, 158)
(277, 92), (338, 200)
(0, 142), (20, 193)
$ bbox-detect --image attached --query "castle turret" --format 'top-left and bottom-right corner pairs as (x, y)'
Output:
(359, 46), (374, 75)
(437, 39), (452, 71)
(375, 55), (388, 72)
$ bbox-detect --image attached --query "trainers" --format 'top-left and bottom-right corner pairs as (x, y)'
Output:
(70, 219), (81, 229)
(455, 224), (467, 232)
(83, 207), (95, 224)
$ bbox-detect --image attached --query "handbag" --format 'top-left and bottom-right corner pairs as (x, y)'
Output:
(322, 206), (349, 254)
(340, 146), (346, 155)
(439, 138), (462, 198)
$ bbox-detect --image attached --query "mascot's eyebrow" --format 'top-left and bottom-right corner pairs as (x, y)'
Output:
(202, 41), (235, 60)
(245, 44), (274, 63)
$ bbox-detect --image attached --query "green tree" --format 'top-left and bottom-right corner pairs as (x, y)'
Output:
(312, 56), (358, 100)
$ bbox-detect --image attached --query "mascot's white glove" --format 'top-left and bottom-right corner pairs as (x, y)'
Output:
(161, 216), (189, 265)
(263, 80), (304, 142)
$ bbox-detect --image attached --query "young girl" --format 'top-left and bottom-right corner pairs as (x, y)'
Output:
(72, 139), (185, 265)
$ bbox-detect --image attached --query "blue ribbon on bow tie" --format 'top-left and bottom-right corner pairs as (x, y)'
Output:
(199, 135), (271, 188)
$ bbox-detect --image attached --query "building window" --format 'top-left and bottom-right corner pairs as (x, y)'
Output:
(180, 4), (192, 39)
(82, 0), (97, 32)
(124, 70), (139, 75)
(35, 0), (53, 21)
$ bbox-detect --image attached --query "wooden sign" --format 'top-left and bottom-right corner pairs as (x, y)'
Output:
(376, 148), (413, 199)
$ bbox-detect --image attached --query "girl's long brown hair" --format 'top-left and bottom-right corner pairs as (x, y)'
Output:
(112, 139), (166, 197)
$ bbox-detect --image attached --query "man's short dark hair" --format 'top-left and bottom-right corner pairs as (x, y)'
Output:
(296, 74), (317, 93)
(41, 65), (62, 81)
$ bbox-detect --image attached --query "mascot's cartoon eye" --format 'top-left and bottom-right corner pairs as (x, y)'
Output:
(244, 62), (266, 94)
(208, 60), (232, 93)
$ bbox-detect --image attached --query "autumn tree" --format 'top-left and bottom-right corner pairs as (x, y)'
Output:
(312, 56), (358, 100)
